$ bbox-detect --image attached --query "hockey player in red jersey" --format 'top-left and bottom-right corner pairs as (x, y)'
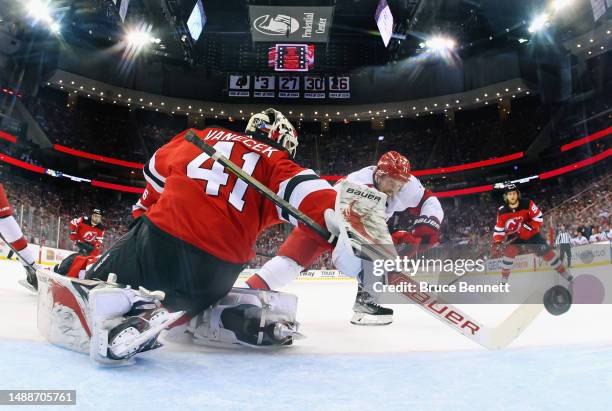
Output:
(492, 184), (573, 284)
(0, 183), (38, 287)
(246, 151), (444, 326)
(84, 109), (358, 355)
(69, 209), (104, 256)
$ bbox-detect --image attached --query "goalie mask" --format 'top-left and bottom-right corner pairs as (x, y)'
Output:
(246, 108), (298, 158)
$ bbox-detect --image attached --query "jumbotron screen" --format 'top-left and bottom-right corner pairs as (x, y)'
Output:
(268, 44), (315, 72)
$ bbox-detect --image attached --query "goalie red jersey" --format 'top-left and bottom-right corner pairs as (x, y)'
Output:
(132, 127), (335, 264)
(493, 198), (543, 242)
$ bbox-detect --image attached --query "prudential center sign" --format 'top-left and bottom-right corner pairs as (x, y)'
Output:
(249, 6), (333, 42)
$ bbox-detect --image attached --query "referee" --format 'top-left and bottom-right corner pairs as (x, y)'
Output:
(556, 224), (572, 267)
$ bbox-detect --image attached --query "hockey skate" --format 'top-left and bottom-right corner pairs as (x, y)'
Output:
(180, 287), (304, 349)
(89, 286), (184, 364)
(18, 264), (39, 293)
(351, 287), (393, 326)
(106, 307), (180, 360)
(559, 267), (574, 283)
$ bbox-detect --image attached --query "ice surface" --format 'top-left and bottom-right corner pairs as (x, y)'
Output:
(1, 259), (612, 410)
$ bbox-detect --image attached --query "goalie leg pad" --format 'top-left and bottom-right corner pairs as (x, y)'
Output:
(36, 268), (183, 366)
(188, 287), (300, 348)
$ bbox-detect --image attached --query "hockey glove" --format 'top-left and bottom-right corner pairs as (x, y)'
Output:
(76, 241), (95, 255)
(412, 216), (441, 247)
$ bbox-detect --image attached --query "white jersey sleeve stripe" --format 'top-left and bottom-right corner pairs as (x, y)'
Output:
(275, 169), (333, 225)
(143, 151), (166, 194)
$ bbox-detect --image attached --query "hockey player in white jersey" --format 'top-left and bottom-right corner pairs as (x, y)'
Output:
(246, 151), (444, 325)
(0, 183), (38, 289)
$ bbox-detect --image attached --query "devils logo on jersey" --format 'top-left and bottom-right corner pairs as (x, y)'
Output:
(504, 217), (524, 235)
(81, 231), (98, 242)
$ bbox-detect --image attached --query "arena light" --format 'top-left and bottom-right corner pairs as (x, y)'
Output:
(126, 29), (153, 48)
(425, 36), (456, 51)
(552, 0), (572, 12)
(26, 0), (53, 23)
(528, 13), (549, 33)
(50, 22), (61, 33)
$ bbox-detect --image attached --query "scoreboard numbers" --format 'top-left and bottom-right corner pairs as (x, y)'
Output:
(227, 74), (350, 99)
(328, 76), (350, 91)
(254, 76), (275, 90)
(328, 76), (350, 99)
(229, 75), (250, 89)
(228, 75), (251, 97)
(304, 76), (324, 91)
(279, 76), (300, 91)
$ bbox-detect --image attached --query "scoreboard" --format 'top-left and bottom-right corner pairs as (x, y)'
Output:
(268, 44), (315, 72)
(228, 74), (350, 99)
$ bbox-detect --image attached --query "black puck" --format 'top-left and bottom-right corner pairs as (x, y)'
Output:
(543, 285), (572, 316)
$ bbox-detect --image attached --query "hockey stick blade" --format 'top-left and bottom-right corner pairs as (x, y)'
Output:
(350, 226), (544, 350)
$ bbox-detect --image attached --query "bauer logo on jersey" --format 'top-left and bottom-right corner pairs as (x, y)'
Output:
(345, 187), (382, 203)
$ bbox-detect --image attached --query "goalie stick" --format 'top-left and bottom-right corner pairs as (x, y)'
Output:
(184, 131), (544, 350)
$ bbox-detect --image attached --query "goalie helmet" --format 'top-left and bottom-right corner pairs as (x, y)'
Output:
(375, 151), (411, 182)
(245, 108), (298, 158)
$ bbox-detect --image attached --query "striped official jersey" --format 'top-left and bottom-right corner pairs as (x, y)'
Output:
(555, 231), (572, 245)
(493, 198), (543, 242)
(69, 216), (105, 256)
(345, 166), (444, 222)
(132, 127), (335, 264)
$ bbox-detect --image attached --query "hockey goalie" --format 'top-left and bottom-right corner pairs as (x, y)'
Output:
(34, 109), (369, 364)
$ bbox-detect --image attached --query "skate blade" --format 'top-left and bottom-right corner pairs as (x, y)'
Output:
(110, 311), (185, 359)
(350, 313), (393, 326)
(18, 279), (37, 294)
(289, 330), (306, 340)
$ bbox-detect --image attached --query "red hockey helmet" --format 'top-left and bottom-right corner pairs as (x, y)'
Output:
(375, 151), (411, 182)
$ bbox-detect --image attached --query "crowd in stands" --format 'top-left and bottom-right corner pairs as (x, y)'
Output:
(0, 86), (607, 269)
(548, 174), (612, 245)
(0, 165), (133, 253)
(22, 88), (549, 176)
(26, 94), (146, 162)
(1, 159), (609, 270)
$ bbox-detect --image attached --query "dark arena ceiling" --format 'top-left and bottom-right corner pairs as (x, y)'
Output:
(0, 0), (609, 105)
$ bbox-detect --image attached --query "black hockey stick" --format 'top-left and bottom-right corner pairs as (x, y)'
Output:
(184, 132), (546, 349)
(184, 131), (337, 244)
